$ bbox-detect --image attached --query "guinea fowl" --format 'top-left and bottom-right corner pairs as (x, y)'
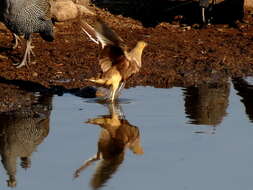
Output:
(81, 18), (147, 101)
(0, 0), (54, 68)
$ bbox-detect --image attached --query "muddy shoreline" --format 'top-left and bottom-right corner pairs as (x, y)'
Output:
(0, 4), (253, 91)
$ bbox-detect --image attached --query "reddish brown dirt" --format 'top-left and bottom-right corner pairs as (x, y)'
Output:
(0, 5), (253, 90)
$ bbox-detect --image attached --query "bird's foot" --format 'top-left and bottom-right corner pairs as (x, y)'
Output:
(13, 55), (29, 68)
(29, 45), (35, 56)
(13, 60), (27, 68)
(12, 34), (21, 50)
(85, 77), (96, 82)
(12, 43), (19, 50)
(27, 45), (35, 63)
(13, 44), (35, 68)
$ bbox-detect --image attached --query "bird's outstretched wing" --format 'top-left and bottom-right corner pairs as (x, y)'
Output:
(81, 20), (100, 45)
(81, 18), (124, 48)
(81, 18), (127, 73)
(94, 18), (124, 47)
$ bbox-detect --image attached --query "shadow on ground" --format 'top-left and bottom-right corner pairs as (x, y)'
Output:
(0, 77), (100, 112)
(92, 0), (245, 27)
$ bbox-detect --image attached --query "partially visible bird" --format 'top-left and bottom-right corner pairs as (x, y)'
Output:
(0, 0), (54, 68)
(199, 0), (214, 24)
(0, 94), (52, 187)
(81, 18), (147, 101)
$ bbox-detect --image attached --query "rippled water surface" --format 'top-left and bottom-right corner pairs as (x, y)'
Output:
(1, 78), (253, 190)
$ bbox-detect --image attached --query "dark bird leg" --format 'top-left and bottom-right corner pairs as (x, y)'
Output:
(15, 34), (35, 68)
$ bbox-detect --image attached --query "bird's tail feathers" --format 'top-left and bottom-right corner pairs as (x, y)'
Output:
(40, 33), (54, 42)
(40, 32), (54, 42)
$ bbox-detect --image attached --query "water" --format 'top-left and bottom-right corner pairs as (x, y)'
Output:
(0, 78), (253, 190)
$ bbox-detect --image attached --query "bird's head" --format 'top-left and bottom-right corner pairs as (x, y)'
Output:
(137, 41), (148, 50)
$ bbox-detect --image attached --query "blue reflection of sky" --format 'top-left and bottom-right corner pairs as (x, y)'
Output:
(0, 83), (253, 190)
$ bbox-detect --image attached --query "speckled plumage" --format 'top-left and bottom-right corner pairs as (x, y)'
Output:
(0, 0), (54, 67)
(1, 0), (53, 39)
(0, 95), (52, 187)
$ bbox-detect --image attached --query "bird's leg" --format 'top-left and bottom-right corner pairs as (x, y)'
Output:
(110, 81), (120, 102)
(7, 175), (16, 188)
(107, 87), (114, 100)
(200, 0), (210, 24)
(201, 7), (206, 24)
(73, 152), (101, 178)
(12, 33), (21, 49)
(108, 90), (112, 99)
(110, 87), (117, 102)
(26, 35), (35, 63)
(109, 101), (124, 118)
(116, 81), (125, 98)
(87, 78), (106, 84)
(111, 88), (116, 102)
(15, 35), (35, 68)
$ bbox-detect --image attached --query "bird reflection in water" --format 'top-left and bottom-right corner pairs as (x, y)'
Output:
(74, 102), (144, 189)
(0, 94), (52, 187)
(232, 77), (253, 123)
(183, 81), (230, 133)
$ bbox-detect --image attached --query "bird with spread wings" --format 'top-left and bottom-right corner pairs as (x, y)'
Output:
(81, 18), (147, 101)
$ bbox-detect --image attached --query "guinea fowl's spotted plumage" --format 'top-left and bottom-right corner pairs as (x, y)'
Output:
(0, 0), (54, 67)
(4, 0), (53, 37)
(0, 95), (52, 187)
